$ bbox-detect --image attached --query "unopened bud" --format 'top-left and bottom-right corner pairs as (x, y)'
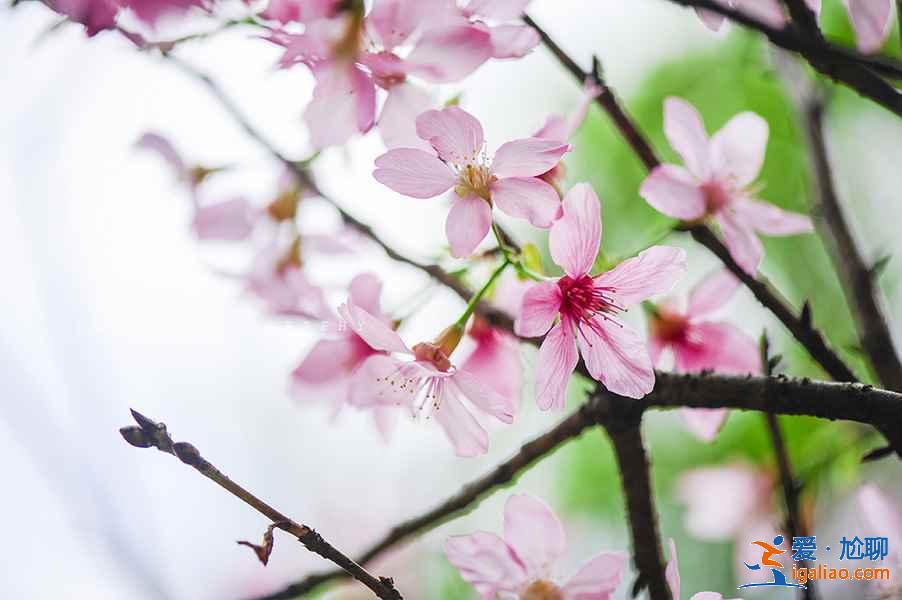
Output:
(120, 426), (153, 448)
(173, 442), (203, 466)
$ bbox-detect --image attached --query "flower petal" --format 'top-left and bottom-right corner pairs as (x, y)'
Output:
(549, 183), (602, 278)
(371, 405), (400, 442)
(577, 318), (655, 399)
(464, 0), (530, 20)
(677, 464), (772, 540)
(304, 64), (375, 149)
(696, 7), (726, 31)
(488, 23), (539, 58)
(135, 132), (186, 178)
(338, 301), (410, 354)
(193, 198), (257, 241)
(664, 97), (710, 179)
(348, 354), (410, 407)
(378, 83), (435, 151)
(453, 368), (517, 424)
(406, 24), (493, 83)
(732, 199), (814, 236)
(491, 176), (562, 228)
(444, 532), (527, 598)
(734, 0), (787, 28)
(366, 0), (429, 50)
(846, 0), (893, 53)
(718, 211), (764, 275)
(561, 551), (627, 600)
(858, 484), (902, 540)
(492, 138), (570, 177)
(292, 337), (355, 386)
(640, 164), (706, 221)
(503, 494), (566, 578)
(461, 329), (522, 410)
(686, 269), (740, 317)
(515, 280), (563, 338)
(710, 111), (769, 188)
(415, 105), (485, 163)
(446, 193), (493, 258)
(373, 148), (456, 198)
(674, 322), (761, 375)
(434, 382), (490, 457)
(691, 593), (725, 600)
(595, 246), (687, 306)
(536, 321), (578, 410)
(681, 408), (730, 442)
(665, 538), (680, 600)
(348, 272), (384, 318)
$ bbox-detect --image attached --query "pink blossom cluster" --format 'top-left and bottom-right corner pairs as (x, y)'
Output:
(696, 0), (894, 54)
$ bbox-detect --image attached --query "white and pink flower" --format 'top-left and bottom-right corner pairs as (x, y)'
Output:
(648, 269), (760, 441)
(516, 183), (686, 405)
(444, 493), (626, 600)
(340, 298), (516, 457)
(640, 97), (812, 274)
(374, 105), (570, 257)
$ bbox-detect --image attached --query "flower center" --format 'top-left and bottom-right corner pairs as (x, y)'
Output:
(558, 274), (623, 332)
(649, 308), (689, 344)
(454, 162), (494, 201)
(700, 179), (732, 215)
(412, 342), (453, 372)
(520, 580), (564, 600)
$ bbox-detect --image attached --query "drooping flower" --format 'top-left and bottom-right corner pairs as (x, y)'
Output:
(292, 273), (400, 440)
(666, 538), (744, 600)
(640, 97), (813, 274)
(374, 106), (570, 257)
(516, 183), (686, 404)
(267, 0), (493, 149)
(647, 269), (760, 441)
(340, 300), (516, 456)
(461, 317), (522, 409)
(444, 493), (626, 599)
(245, 238), (330, 319)
(455, 0), (541, 59)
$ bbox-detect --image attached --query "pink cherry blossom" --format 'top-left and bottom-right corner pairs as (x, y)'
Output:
(640, 97), (813, 274)
(461, 317), (522, 409)
(292, 273), (400, 440)
(124, 0), (209, 26)
(695, 0), (788, 32)
(339, 299), (516, 457)
(845, 0), (894, 53)
(267, 1), (493, 149)
(457, 0), (540, 58)
(245, 240), (330, 319)
(666, 539), (744, 600)
(445, 494), (626, 599)
(515, 183), (686, 404)
(256, 0), (340, 25)
(48, 0), (120, 35)
(192, 197), (259, 241)
(374, 106), (570, 257)
(648, 269), (760, 441)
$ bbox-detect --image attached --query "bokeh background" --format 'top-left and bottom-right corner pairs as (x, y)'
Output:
(2, 0), (901, 598)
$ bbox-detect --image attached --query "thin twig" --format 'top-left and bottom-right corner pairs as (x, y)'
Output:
(253, 372), (902, 599)
(661, 0), (902, 118)
(803, 96), (902, 391)
(119, 410), (403, 600)
(601, 411), (670, 600)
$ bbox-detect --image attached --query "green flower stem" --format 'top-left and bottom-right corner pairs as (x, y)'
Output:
(454, 259), (510, 330)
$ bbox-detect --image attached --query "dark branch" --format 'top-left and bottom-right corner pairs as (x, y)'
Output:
(803, 95), (902, 391)
(601, 412), (671, 600)
(119, 410), (403, 600)
(253, 372), (902, 599)
(661, 0), (902, 118)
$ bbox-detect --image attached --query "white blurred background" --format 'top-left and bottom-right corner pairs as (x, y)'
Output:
(2, 1), (901, 598)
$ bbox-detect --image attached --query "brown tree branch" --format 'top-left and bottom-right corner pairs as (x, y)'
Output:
(660, 0), (902, 118)
(601, 411), (671, 600)
(119, 410), (403, 600)
(253, 372), (902, 599)
(803, 96), (902, 391)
